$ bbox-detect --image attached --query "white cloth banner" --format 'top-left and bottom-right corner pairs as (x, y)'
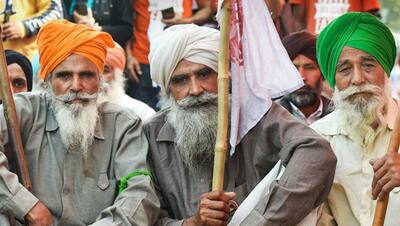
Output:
(229, 161), (319, 226)
(218, 0), (303, 154)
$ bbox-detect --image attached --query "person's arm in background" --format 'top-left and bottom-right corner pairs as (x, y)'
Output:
(98, 0), (133, 47)
(72, 0), (133, 47)
(125, 40), (142, 84)
(2, 0), (62, 40)
(265, 0), (285, 20)
(289, 0), (306, 32)
(162, 0), (213, 26)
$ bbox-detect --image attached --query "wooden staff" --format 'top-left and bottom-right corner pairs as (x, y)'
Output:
(0, 28), (32, 192)
(212, 0), (231, 191)
(372, 111), (400, 226)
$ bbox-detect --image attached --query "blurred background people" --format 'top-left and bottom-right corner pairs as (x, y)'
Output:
(63, 0), (133, 48)
(289, 0), (381, 34)
(98, 43), (155, 121)
(1, 0), (63, 60)
(279, 30), (332, 125)
(5, 49), (33, 94)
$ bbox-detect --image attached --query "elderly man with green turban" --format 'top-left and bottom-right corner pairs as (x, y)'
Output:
(311, 12), (400, 226)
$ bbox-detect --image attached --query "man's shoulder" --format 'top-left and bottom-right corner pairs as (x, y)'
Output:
(276, 96), (293, 113)
(100, 101), (142, 123)
(12, 92), (48, 109)
(310, 110), (342, 136)
(143, 108), (169, 129)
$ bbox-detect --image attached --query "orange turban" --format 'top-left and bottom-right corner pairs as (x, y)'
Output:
(106, 42), (126, 71)
(37, 20), (115, 80)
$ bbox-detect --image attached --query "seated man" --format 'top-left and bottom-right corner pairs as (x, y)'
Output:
(0, 20), (159, 225)
(145, 24), (337, 226)
(98, 43), (155, 121)
(279, 30), (332, 125)
(311, 12), (400, 225)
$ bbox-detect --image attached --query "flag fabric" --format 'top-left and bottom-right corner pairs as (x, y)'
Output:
(217, 0), (303, 154)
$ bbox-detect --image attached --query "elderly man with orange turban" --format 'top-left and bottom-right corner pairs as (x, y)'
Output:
(0, 20), (159, 226)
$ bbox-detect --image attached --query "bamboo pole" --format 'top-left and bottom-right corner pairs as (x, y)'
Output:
(212, 0), (231, 191)
(372, 111), (400, 226)
(0, 28), (32, 192)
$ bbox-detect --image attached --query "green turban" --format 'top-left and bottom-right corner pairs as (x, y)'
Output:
(317, 12), (396, 88)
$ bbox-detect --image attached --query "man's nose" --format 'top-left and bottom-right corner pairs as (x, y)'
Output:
(351, 66), (366, 86)
(189, 77), (204, 96)
(70, 75), (82, 92)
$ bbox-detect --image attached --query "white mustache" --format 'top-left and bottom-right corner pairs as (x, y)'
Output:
(55, 92), (98, 103)
(339, 84), (381, 100)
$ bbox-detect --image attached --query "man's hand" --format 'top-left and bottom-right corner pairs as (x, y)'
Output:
(126, 55), (142, 84)
(370, 152), (400, 200)
(184, 190), (236, 226)
(25, 201), (53, 226)
(73, 9), (96, 28)
(2, 22), (24, 40)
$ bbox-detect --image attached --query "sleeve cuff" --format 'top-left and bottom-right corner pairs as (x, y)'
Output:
(7, 184), (38, 221)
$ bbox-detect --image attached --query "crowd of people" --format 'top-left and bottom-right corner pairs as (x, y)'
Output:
(0, 0), (400, 226)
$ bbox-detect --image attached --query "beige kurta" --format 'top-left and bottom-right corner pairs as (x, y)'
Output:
(312, 99), (400, 226)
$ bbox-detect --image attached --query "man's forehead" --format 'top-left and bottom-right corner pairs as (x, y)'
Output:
(338, 46), (375, 60)
(172, 60), (209, 76)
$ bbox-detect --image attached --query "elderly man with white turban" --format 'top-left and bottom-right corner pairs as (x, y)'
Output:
(144, 24), (336, 226)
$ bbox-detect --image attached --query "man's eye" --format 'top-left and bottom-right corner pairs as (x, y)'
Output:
(55, 73), (72, 81)
(339, 67), (351, 74)
(80, 72), (96, 79)
(170, 76), (187, 85)
(12, 79), (26, 88)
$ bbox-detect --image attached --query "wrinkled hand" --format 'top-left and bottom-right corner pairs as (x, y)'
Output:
(73, 9), (96, 28)
(162, 15), (192, 26)
(2, 22), (24, 40)
(25, 201), (53, 226)
(126, 55), (142, 84)
(184, 190), (236, 226)
(370, 152), (400, 200)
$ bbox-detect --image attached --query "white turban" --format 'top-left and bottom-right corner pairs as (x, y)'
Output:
(149, 24), (219, 95)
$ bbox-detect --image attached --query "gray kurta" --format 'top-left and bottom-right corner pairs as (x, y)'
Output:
(0, 93), (159, 225)
(144, 102), (337, 226)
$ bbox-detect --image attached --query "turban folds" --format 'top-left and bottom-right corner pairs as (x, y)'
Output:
(282, 30), (317, 63)
(106, 42), (126, 72)
(317, 12), (396, 88)
(149, 24), (219, 95)
(5, 50), (33, 91)
(37, 20), (115, 80)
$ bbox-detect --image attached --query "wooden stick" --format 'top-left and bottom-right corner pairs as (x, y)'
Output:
(212, 0), (231, 191)
(0, 28), (32, 192)
(372, 111), (400, 226)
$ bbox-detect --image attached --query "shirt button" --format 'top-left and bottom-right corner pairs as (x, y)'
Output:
(200, 178), (205, 183)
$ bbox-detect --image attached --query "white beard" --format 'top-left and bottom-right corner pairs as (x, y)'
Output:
(165, 92), (218, 171)
(98, 70), (126, 105)
(49, 89), (99, 158)
(332, 81), (391, 149)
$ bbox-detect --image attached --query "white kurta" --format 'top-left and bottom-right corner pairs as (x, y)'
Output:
(311, 99), (400, 226)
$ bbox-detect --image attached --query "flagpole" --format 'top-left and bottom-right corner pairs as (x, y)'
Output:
(372, 112), (400, 226)
(212, 0), (231, 191)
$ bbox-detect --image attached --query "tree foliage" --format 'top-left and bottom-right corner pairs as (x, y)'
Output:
(381, 0), (400, 31)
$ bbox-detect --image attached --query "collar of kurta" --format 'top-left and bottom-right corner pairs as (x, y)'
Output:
(45, 102), (105, 140)
(315, 98), (399, 137)
(156, 110), (176, 142)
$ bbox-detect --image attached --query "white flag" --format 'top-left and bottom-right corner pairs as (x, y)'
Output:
(218, 0), (303, 154)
